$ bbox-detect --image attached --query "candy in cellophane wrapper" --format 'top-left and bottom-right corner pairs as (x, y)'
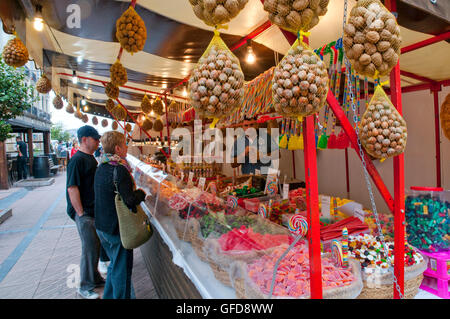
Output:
(188, 0), (249, 27)
(263, 0), (330, 33)
(203, 218), (293, 287)
(188, 31), (245, 124)
(272, 38), (329, 118)
(230, 243), (363, 299)
(358, 85), (407, 159)
(343, 0), (401, 78)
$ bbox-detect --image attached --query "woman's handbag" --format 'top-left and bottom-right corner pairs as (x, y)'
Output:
(114, 167), (153, 249)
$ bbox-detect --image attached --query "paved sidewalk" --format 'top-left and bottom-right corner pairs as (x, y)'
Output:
(0, 174), (158, 299)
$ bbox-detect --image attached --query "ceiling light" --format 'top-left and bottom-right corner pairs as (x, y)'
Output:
(162, 83), (167, 89)
(77, 56), (83, 63)
(81, 97), (87, 106)
(246, 39), (256, 64)
(34, 17), (44, 31)
(83, 106), (88, 112)
(72, 70), (78, 84)
(182, 87), (187, 97)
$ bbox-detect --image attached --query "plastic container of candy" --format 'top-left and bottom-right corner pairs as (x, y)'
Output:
(405, 187), (449, 253)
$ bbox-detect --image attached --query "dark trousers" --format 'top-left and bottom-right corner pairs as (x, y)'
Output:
(100, 244), (110, 262)
(75, 214), (104, 291)
(17, 157), (27, 180)
(96, 229), (135, 299)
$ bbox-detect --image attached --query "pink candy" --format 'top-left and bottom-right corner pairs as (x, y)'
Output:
(247, 244), (356, 297)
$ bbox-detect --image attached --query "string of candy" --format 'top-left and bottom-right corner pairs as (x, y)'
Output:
(331, 240), (344, 267)
(342, 227), (349, 268)
(364, 76), (369, 111)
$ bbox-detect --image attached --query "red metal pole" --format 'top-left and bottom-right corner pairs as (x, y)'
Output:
(326, 91), (395, 212)
(164, 94), (171, 156)
(302, 116), (322, 299)
(432, 86), (442, 187)
(401, 31), (450, 54)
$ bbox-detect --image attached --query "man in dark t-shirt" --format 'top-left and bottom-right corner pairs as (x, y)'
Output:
(16, 136), (28, 180)
(66, 125), (104, 299)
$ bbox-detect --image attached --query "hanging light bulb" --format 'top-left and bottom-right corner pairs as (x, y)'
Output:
(246, 39), (256, 64)
(83, 105), (88, 112)
(72, 70), (78, 84)
(182, 87), (188, 97)
(81, 97), (87, 106)
(33, 5), (44, 31)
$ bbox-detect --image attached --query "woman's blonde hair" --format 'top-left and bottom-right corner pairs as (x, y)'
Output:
(100, 131), (125, 154)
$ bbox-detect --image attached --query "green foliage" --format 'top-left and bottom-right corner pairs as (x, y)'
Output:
(51, 122), (71, 142)
(0, 121), (12, 142)
(0, 56), (37, 141)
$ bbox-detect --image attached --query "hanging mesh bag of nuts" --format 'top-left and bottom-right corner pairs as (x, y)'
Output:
(66, 104), (75, 114)
(152, 97), (165, 116)
(263, 0), (330, 33)
(141, 94), (152, 114)
(36, 74), (52, 94)
(188, 0), (249, 27)
(110, 60), (128, 86)
(105, 82), (120, 99)
(141, 117), (153, 131)
(112, 104), (127, 121)
(359, 84), (407, 160)
(440, 94), (450, 141)
(53, 95), (64, 110)
(188, 30), (245, 127)
(343, 0), (401, 78)
(112, 121), (119, 130)
(106, 99), (116, 112)
(2, 35), (29, 68)
(153, 119), (164, 132)
(116, 6), (147, 54)
(102, 119), (109, 127)
(272, 35), (329, 119)
(92, 116), (99, 125)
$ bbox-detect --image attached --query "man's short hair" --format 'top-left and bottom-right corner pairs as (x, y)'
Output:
(16, 136), (21, 140)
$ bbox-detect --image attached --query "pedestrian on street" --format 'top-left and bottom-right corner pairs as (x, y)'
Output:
(94, 131), (146, 299)
(70, 140), (79, 159)
(66, 125), (105, 299)
(15, 136), (28, 180)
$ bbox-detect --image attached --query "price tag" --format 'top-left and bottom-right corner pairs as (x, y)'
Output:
(354, 208), (365, 222)
(198, 177), (206, 191)
(321, 195), (331, 219)
(283, 184), (289, 200)
(188, 172), (194, 183)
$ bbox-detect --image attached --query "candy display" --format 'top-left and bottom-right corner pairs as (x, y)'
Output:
(110, 60), (128, 86)
(115, 6), (147, 53)
(272, 39), (329, 118)
(35, 74), (52, 94)
(359, 85), (407, 159)
(320, 216), (369, 241)
(105, 99), (115, 112)
(141, 94), (152, 114)
(343, 0), (401, 78)
(365, 211), (394, 239)
(188, 32), (245, 121)
(2, 36), (29, 67)
(232, 243), (362, 298)
(441, 93), (450, 141)
(263, 0), (330, 33)
(405, 188), (449, 252)
(105, 81), (120, 99)
(331, 240), (344, 267)
(52, 95), (64, 110)
(112, 104), (127, 121)
(188, 0), (249, 27)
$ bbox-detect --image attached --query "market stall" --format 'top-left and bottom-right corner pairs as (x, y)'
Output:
(2, 0), (449, 299)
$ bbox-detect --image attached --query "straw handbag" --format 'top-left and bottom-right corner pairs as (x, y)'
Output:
(114, 167), (153, 249)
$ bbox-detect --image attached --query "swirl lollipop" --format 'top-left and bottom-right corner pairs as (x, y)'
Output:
(227, 195), (238, 209)
(258, 204), (268, 218)
(342, 227), (349, 268)
(331, 239), (344, 268)
(288, 213), (308, 237)
(266, 181), (278, 195)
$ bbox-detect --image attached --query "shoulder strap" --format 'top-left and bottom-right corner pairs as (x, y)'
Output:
(113, 166), (119, 194)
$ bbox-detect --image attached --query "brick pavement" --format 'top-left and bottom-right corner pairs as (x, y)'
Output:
(0, 174), (158, 299)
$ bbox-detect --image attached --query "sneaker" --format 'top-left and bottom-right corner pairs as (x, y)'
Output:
(98, 261), (109, 274)
(77, 288), (99, 299)
(95, 277), (106, 288)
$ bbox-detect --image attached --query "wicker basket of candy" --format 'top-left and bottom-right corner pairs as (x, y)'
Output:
(348, 234), (427, 299)
(203, 218), (292, 287)
(230, 244), (363, 299)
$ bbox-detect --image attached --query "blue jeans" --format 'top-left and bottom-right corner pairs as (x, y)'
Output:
(96, 230), (135, 299)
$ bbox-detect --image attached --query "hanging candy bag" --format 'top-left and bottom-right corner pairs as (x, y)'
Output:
(359, 85), (407, 159)
(188, 30), (245, 127)
(188, 0), (249, 27)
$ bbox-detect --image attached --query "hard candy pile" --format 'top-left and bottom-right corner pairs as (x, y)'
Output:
(348, 234), (424, 274)
(247, 244), (356, 297)
(405, 194), (449, 252)
(189, 44), (245, 119)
